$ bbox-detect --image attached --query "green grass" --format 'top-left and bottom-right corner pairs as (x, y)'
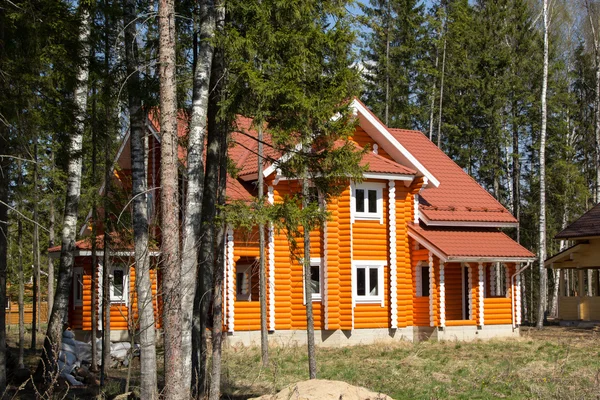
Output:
(221, 328), (600, 399)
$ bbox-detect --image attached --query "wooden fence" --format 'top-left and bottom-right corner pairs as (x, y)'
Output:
(5, 302), (49, 325)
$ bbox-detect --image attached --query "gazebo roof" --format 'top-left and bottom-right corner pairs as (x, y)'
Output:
(556, 203), (600, 239)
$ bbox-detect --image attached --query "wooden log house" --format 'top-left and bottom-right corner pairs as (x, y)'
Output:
(50, 99), (535, 344)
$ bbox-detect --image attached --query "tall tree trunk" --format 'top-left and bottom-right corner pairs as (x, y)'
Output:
(208, 131), (228, 400)
(429, 32), (440, 141)
(587, 1), (600, 204)
(123, 0), (158, 396)
(158, 0), (184, 397)
(32, 139), (39, 346)
(101, 195), (111, 383)
(90, 79), (99, 372)
(384, 0), (390, 126)
(192, 1), (224, 395)
(48, 153), (55, 316)
(258, 124), (269, 366)
(36, 4), (91, 386)
(537, 0), (549, 329)
(303, 174), (317, 380)
(18, 165), (24, 368)
(436, 35), (447, 149)
(512, 101), (520, 243)
(0, 125), (8, 393)
(181, 0), (215, 390)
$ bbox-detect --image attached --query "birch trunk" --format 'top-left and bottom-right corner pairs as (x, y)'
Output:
(181, 0), (216, 389)
(436, 35), (447, 149)
(429, 33), (440, 141)
(37, 5), (91, 386)
(258, 124), (269, 366)
(512, 101), (520, 243)
(192, 2), (224, 395)
(123, 0), (158, 396)
(537, 0), (549, 329)
(208, 131), (228, 400)
(158, 0), (184, 397)
(303, 175), (317, 380)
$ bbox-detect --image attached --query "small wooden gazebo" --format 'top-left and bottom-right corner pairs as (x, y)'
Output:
(545, 203), (600, 323)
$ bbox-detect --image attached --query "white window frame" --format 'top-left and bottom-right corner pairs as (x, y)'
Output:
(416, 262), (430, 298)
(352, 260), (385, 306)
(73, 267), (84, 306)
(236, 264), (252, 301)
(303, 258), (323, 303)
(351, 182), (384, 224)
(110, 264), (129, 304)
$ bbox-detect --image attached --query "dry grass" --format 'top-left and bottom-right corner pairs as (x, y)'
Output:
(221, 327), (600, 399)
(5, 325), (600, 399)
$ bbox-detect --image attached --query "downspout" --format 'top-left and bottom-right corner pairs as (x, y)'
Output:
(511, 261), (532, 331)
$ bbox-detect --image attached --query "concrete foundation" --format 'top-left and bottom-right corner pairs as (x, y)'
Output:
(224, 324), (520, 347)
(224, 327), (415, 348)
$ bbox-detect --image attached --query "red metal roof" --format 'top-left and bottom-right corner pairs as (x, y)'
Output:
(389, 129), (517, 225)
(408, 223), (535, 260)
(359, 147), (417, 175)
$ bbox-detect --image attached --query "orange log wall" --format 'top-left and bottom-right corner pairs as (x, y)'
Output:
(68, 256), (160, 332)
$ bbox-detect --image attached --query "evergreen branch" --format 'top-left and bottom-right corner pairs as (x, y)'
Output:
(0, 200), (50, 233)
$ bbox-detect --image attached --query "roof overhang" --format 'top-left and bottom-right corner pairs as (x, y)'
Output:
(419, 212), (519, 228)
(408, 226), (536, 264)
(544, 243), (597, 269)
(349, 99), (440, 188)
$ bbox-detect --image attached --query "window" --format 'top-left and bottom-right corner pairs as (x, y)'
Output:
(421, 266), (430, 297)
(353, 261), (385, 305)
(110, 265), (129, 303)
(236, 264), (252, 301)
(352, 182), (384, 223)
(308, 258), (322, 302)
(73, 267), (83, 306)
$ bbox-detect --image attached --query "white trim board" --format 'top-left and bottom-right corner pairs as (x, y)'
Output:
(349, 99), (440, 188)
(419, 213), (518, 228)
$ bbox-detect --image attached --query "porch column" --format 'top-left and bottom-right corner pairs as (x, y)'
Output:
(429, 252), (434, 327)
(389, 180), (398, 329)
(515, 265), (522, 325)
(478, 262), (484, 327)
(226, 227), (235, 333)
(268, 186), (276, 331)
(578, 269), (584, 319)
(559, 269), (564, 298)
(439, 262), (445, 328)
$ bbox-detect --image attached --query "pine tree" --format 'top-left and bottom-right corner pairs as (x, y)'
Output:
(360, 0), (430, 129)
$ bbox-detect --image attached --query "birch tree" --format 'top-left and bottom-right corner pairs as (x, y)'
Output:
(192, 2), (226, 393)
(123, 0), (157, 396)
(37, 3), (92, 387)
(181, 0), (216, 390)
(584, 0), (600, 204)
(537, 0), (549, 329)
